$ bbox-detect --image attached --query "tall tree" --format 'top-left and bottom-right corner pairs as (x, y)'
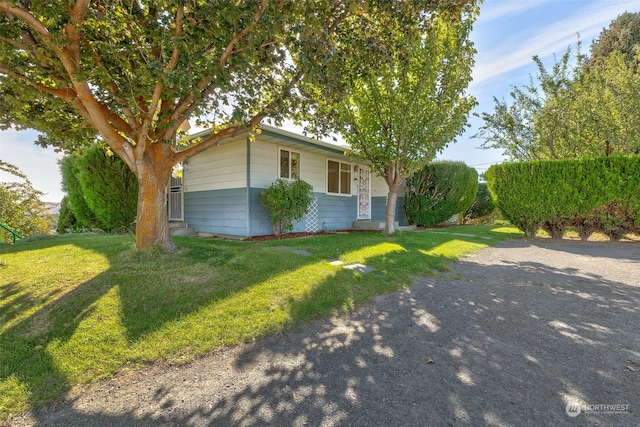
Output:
(0, 1), (463, 251)
(590, 11), (640, 67)
(567, 51), (640, 156)
(306, 3), (478, 233)
(475, 47), (585, 161)
(477, 42), (640, 160)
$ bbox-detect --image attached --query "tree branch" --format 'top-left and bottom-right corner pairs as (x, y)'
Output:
(218, 0), (269, 69)
(0, 66), (76, 100)
(0, 2), (51, 43)
(174, 67), (304, 162)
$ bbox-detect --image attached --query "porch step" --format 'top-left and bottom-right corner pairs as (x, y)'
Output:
(351, 220), (397, 230)
(169, 221), (197, 237)
(351, 220), (416, 231)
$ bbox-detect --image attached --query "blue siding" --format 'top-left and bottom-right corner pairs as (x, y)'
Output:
(248, 188), (272, 236)
(371, 197), (386, 222)
(371, 196), (408, 226)
(248, 188), (358, 236)
(184, 188), (249, 236)
(315, 193), (357, 231)
(184, 188), (402, 237)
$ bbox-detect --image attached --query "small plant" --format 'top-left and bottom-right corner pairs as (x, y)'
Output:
(260, 179), (314, 235)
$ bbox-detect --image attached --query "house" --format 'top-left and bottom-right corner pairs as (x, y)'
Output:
(169, 125), (408, 237)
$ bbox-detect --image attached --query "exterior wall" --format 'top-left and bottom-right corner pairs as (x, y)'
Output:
(248, 140), (276, 189)
(182, 131), (409, 236)
(369, 173), (408, 226)
(248, 188), (358, 236)
(314, 192), (358, 230)
(370, 173), (388, 198)
(184, 140), (246, 193)
(247, 139), (361, 236)
(183, 188), (248, 236)
(371, 196), (409, 226)
(249, 140), (332, 193)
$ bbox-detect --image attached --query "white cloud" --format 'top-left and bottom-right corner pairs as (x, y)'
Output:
(472, 0), (640, 86)
(478, 0), (553, 23)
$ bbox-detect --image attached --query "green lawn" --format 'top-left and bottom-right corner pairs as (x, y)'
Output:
(0, 225), (521, 419)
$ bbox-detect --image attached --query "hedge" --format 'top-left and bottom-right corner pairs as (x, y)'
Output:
(462, 183), (496, 224)
(405, 162), (478, 227)
(486, 156), (640, 240)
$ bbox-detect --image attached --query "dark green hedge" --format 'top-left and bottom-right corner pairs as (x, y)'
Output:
(405, 162), (478, 227)
(58, 147), (138, 232)
(462, 183), (496, 223)
(486, 156), (640, 239)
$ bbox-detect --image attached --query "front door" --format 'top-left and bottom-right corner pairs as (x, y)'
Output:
(357, 166), (371, 220)
(168, 175), (184, 221)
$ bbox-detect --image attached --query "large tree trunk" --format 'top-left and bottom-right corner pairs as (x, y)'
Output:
(384, 181), (403, 235)
(134, 158), (176, 252)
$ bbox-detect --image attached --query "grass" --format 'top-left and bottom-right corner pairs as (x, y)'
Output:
(0, 225), (522, 420)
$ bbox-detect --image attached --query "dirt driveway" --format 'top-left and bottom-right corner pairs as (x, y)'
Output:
(7, 239), (640, 426)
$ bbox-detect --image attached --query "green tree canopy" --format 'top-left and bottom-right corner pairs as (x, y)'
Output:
(0, 1), (469, 250)
(476, 23), (640, 161)
(305, 3), (478, 233)
(590, 11), (640, 67)
(475, 47), (585, 160)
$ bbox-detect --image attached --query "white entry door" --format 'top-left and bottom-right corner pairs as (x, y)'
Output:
(168, 175), (184, 221)
(357, 166), (371, 220)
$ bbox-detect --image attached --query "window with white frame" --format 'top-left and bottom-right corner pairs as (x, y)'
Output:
(279, 149), (300, 179)
(327, 160), (351, 195)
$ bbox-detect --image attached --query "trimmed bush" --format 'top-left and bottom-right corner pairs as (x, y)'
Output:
(75, 147), (138, 231)
(486, 156), (640, 239)
(260, 179), (314, 235)
(405, 162), (478, 227)
(60, 155), (99, 229)
(60, 147), (138, 232)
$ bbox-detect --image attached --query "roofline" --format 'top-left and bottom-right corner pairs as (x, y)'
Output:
(188, 124), (351, 156)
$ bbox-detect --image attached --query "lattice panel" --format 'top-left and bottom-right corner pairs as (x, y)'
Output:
(305, 196), (319, 232)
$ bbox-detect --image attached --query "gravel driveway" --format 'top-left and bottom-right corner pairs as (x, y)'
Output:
(8, 239), (640, 427)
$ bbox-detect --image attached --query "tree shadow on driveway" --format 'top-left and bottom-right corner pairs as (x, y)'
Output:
(12, 239), (640, 426)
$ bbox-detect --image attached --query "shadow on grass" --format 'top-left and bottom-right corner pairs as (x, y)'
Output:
(2, 227), (522, 423)
(10, 239), (640, 426)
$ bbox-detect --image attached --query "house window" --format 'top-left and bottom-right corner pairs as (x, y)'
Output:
(279, 149), (300, 179)
(327, 160), (351, 195)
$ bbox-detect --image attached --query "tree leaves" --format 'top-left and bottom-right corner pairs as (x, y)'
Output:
(477, 13), (640, 161)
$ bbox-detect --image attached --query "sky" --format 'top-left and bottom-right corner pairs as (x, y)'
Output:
(1, 0), (640, 203)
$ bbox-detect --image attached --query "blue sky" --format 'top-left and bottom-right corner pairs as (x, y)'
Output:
(1, 0), (640, 202)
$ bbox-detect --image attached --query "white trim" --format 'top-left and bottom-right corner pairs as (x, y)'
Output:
(278, 147), (301, 180)
(168, 174), (184, 221)
(357, 166), (371, 219)
(325, 158), (353, 197)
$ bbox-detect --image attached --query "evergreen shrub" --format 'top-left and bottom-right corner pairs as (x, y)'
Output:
(405, 162), (478, 227)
